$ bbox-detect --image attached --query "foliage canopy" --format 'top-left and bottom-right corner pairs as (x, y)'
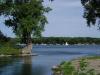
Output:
(0, 0), (51, 44)
(81, 0), (100, 26)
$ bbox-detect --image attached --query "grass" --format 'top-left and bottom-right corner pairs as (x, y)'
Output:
(0, 41), (20, 56)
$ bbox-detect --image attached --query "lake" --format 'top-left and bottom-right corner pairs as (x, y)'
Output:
(0, 45), (100, 75)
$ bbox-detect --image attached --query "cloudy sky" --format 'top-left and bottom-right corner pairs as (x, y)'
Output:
(0, 0), (100, 37)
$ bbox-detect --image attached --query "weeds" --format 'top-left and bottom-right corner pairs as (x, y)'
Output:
(53, 59), (99, 75)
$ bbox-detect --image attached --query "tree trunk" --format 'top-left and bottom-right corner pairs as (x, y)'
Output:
(21, 32), (33, 55)
(22, 56), (32, 75)
(21, 43), (33, 55)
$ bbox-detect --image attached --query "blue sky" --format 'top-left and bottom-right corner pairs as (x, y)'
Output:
(0, 0), (100, 38)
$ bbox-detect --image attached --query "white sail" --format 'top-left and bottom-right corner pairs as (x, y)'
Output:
(65, 42), (69, 46)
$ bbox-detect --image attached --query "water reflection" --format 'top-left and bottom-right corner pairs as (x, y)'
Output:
(13, 56), (46, 75)
(0, 57), (13, 68)
(21, 56), (46, 75)
(0, 56), (47, 75)
(0, 57), (32, 75)
(10, 56), (34, 75)
(19, 57), (32, 75)
(0, 57), (17, 75)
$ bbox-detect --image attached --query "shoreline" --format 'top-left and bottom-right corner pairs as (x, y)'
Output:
(0, 53), (38, 57)
(52, 56), (100, 75)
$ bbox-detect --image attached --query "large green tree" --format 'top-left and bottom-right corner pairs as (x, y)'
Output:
(0, 0), (51, 54)
(81, 0), (100, 26)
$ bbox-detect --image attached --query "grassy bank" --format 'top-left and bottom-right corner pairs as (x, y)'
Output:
(0, 42), (20, 56)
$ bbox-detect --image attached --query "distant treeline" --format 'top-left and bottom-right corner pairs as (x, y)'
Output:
(32, 37), (100, 45)
(1, 36), (100, 45)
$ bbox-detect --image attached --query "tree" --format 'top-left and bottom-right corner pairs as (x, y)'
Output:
(0, 30), (5, 40)
(0, 0), (51, 54)
(0, 30), (9, 42)
(81, 0), (100, 26)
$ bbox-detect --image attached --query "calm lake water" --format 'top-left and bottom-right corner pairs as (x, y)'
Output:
(0, 45), (100, 75)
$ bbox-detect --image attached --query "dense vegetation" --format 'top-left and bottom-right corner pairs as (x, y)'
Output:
(0, 0), (51, 44)
(32, 37), (100, 45)
(0, 31), (20, 56)
(0, 42), (20, 55)
(0, 0), (51, 54)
